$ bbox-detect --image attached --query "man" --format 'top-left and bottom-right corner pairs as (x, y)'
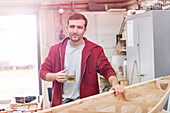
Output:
(40, 13), (124, 107)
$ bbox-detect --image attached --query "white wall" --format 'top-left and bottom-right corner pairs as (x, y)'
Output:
(80, 11), (126, 62)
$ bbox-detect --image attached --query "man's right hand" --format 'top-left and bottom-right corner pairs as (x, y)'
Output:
(55, 69), (68, 83)
(46, 69), (68, 83)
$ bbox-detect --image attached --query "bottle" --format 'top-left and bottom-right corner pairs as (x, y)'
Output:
(118, 65), (123, 75)
(123, 58), (127, 79)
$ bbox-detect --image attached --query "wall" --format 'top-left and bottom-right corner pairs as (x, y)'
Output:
(80, 12), (126, 62)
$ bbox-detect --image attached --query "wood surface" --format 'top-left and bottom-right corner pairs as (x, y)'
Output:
(40, 75), (170, 113)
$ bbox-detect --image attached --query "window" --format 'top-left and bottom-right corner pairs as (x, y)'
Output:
(0, 15), (39, 100)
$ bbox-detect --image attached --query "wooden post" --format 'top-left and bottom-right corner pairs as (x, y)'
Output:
(129, 60), (136, 85)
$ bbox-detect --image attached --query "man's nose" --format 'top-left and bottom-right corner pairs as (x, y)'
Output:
(73, 27), (78, 33)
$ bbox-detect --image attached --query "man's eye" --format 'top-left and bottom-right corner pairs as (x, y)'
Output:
(77, 26), (83, 29)
(69, 25), (75, 28)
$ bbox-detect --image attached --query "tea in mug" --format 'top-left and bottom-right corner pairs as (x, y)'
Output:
(67, 75), (76, 81)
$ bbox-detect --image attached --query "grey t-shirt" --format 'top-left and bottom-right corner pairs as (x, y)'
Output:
(62, 40), (85, 103)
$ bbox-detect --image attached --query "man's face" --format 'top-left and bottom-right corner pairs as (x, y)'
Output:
(66, 19), (87, 42)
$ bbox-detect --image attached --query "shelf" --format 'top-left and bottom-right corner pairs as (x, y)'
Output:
(120, 49), (126, 52)
(120, 38), (126, 41)
(120, 38), (126, 55)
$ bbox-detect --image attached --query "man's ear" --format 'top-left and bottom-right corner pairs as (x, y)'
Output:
(84, 28), (87, 33)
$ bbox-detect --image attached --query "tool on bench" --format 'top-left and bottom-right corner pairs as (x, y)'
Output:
(10, 96), (37, 109)
(15, 96), (36, 103)
(10, 102), (37, 109)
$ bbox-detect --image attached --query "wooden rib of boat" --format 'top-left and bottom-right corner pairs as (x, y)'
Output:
(40, 75), (170, 113)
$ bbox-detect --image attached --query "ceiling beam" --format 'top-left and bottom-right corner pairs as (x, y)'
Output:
(44, 0), (129, 4)
(0, 0), (149, 11)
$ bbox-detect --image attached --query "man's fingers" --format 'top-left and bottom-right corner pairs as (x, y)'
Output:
(56, 76), (66, 83)
(57, 79), (65, 83)
(116, 87), (123, 93)
(57, 74), (66, 80)
(58, 76), (65, 79)
(55, 70), (68, 83)
(60, 69), (68, 73)
(115, 87), (119, 96)
(120, 87), (124, 92)
(110, 85), (124, 96)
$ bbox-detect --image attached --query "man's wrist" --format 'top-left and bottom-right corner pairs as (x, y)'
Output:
(46, 73), (57, 81)
(109, 76), (119, 86)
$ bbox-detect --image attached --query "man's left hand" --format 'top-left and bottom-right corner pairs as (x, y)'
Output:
(109, 85), (124, 96)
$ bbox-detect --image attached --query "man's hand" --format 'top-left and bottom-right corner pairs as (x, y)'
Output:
(108, 76), (124, 96)
(55, 69), (68, 83)
(109, 85), (124, 96)
(46, 69), (68, 83)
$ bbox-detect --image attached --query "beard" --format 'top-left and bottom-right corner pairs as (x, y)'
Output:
(69, 33), (83, 42)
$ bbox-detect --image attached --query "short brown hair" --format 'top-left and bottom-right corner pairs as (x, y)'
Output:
(67, 13), (88, 28)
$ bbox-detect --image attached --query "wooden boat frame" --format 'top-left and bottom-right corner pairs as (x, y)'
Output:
(40, 75), (170, 113)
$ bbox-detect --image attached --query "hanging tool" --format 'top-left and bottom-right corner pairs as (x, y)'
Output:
(58, 8), (65, 40)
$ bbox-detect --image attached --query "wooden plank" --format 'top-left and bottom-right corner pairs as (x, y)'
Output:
(148, 81), (170, 113)
(39, 75), (170, 113)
